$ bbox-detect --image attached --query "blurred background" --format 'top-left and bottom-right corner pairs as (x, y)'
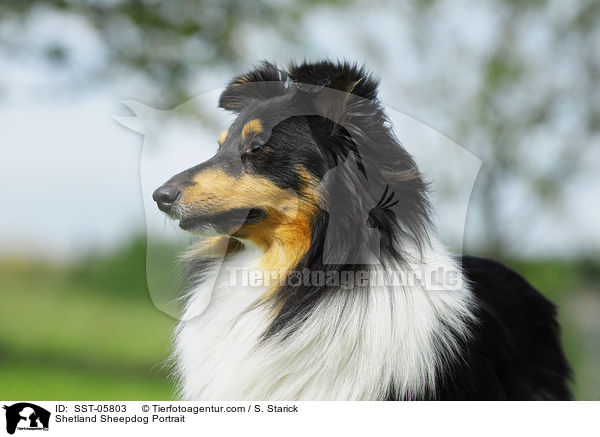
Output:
(0, 0), (598, 400)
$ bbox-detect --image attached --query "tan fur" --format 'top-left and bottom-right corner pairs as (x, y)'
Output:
(184, 236), (242, 261)
(179, 166), (322, 300)
(217, 130), (228, 146)
(242, 119), (263, 140)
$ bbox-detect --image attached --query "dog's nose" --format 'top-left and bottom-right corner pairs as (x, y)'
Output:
(153, 185), (180, 213)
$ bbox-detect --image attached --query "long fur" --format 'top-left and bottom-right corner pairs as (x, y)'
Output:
(174, 239), (475, 400)
(158, 60), (572, 400)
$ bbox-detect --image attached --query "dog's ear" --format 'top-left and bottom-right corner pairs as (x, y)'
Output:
(288, 60), (381, 135)
(289, 60), (379, 101)
(218, 61), (288, 112)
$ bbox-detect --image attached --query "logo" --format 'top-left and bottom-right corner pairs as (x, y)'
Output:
(3, 403), (50, 435)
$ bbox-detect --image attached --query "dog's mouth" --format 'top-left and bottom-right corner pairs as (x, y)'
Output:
(178, 207), (267, 233)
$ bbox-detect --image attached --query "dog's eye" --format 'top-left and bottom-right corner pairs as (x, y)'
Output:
(249, 141), (263, 153)
(243, 141), (264, 157)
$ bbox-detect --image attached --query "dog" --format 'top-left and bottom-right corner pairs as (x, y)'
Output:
(152, 60), (572, 400)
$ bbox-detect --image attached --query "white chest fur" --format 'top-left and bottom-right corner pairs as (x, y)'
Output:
(173, 242), (474, 400)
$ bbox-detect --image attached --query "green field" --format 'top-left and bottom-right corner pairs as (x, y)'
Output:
(0, 240), (175, 400)
(0, 239), (598, 400)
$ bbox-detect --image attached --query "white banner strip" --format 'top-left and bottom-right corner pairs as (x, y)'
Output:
(0, 401), (595, 437)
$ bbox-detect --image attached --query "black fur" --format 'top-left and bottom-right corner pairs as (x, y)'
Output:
(452, 256), (572, 400)
(227, 61), (572, 398)
(165, 60), (572, 400)
(383, 257), (573, 400)
(219, 61), (433, 338)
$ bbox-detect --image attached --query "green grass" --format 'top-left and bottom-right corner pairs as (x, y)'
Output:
(0, 365), (170, 400)
(0, 240), (599, 400)
(0, 252), (175, 400)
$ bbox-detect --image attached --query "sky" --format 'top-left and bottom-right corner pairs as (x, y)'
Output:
(1, 1), (598, 260)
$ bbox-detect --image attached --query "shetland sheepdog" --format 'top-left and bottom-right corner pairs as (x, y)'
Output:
(152, 60), (572, 400)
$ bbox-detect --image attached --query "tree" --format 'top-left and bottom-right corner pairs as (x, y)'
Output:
(2, 0), (598, 257)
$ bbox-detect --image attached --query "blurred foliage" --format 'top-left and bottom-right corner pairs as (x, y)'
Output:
(68, 236), (150, 300)
(0, 0), (354, 105)
(1, 0), (599, 257)
(449, 0), (600, 257)
(505, 257), (600, 301)
(0, 238), (599, 399)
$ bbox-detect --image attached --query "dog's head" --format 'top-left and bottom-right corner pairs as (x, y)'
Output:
(153, 61), (430, 265)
